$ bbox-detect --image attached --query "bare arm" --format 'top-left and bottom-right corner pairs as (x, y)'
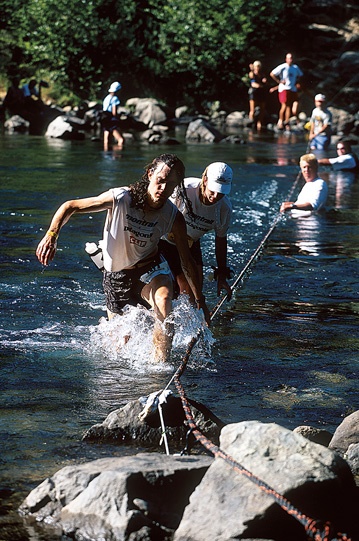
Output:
(215, 235), (232, 300)
(309, 121), (329, 141)
(318, 158), (331, 166)
(280, 200), (314, 212)
(171, 212), (210, 324)
(36, 191), (113, 266)
(270, 71), (280, 84)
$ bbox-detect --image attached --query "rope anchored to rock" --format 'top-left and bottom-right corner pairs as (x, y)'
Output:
(138, 166), (353, 541)
(171, 339), (352, 541)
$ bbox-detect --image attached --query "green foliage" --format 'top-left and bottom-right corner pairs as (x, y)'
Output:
(0, 0), (305, 109)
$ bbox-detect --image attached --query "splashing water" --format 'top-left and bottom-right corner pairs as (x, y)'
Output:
(87, 295), (215, 371)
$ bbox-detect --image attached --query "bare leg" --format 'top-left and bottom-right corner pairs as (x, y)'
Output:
(103, 130), (109, 151)
(257, 101), (265, 130)
(249, 99), (255, 121)
(112, 129), (124, 148)
(142, 275), (174, 362)
(284, 104), (291, 124)
(278, 102), (286, 127)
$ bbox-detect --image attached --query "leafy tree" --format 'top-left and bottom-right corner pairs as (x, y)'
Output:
(0, 0), (305, 108)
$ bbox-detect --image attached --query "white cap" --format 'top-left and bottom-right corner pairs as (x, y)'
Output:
(314, 93), (326, 102)
(108, 81), (122, 93)
(206, 162), (233, 194)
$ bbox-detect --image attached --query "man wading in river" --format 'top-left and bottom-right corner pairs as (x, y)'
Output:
(36, 153), (210, 362)
(280, 153), (328, 213)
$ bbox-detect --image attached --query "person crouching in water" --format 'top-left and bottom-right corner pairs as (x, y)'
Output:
(280, 153), (328, 213)
(159, 162), (233, 304)
(36, 153), (209, 362)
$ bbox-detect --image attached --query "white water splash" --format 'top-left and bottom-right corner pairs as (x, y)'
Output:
(87, 295), (215, 371)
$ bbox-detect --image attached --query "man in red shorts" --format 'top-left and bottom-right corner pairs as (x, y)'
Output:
(270, 53), (303, 129)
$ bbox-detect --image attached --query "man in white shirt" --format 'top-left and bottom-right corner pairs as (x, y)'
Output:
(309, 94), (332, 151)
(36, 153), (209, 362)
(318, 140), (359, 171)
(270, 53), (303, 129)
(280, 154), (328, 213)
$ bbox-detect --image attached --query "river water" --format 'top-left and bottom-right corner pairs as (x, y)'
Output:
(0, 128), (358, 539)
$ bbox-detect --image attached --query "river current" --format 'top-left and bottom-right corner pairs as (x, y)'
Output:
(0, 128), (358, 539)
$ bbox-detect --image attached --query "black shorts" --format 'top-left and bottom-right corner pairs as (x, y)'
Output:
(158, 239), (202, 277)
(103, 253), (172, 314)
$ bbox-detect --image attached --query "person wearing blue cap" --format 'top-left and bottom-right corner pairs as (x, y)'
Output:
(159, 162), (234, 302)
(102, 81), (124, 150)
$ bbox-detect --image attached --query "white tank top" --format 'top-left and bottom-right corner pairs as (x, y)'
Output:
(102, 187), (178, 271)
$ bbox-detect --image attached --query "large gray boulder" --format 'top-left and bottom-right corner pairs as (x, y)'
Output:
(185, 118), (224, 142)
(174, 421), (358, 541)
(127, 97), (171, 127)
(19, 453), (212, 541)
(45, 115), (85, 139)
(329, 106), (356, 135)
(4, 114), (30, 132)
(329, 410), (359, 455)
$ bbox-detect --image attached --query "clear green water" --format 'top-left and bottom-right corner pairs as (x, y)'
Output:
(0, 130), (358, 539)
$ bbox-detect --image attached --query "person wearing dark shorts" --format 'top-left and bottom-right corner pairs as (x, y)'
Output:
(36, 154), (209, 362)
(270, 53), (303, 129)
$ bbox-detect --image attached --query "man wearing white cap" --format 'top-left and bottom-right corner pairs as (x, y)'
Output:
(309, 94), (332, 150)
(101, 81), (124, 150)
(159, 162), (233, 302)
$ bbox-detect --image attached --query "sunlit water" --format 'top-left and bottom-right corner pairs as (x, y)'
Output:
(0, 129), (358, 539)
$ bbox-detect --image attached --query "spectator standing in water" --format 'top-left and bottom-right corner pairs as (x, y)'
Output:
(248, 61), (268, 131)
(270, 53), (303, 129)
(101, 81), (124, 151)
(36, 154), (209, 363)
(280, 153), (328, 213)
(309, 94), (332, 151)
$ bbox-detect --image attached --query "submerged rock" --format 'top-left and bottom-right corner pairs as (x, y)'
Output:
(82, 395), (225, 452)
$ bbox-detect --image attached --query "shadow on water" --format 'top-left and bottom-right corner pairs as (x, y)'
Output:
(0, 131), (358, 539)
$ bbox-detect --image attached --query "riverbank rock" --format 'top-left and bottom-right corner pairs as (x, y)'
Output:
(329, 410), (359, 456)
(126, 97), (174, 128)
(4, 115), (29, 132)
(347, 444), (359, 477)
(19, 453), (213, 541)
(45, 115), (85, 140)
(185, 118), (225, 142)
(293, 425), (333, 447)
(174, 421), (358, 541)
(225, 110), (250, 128)
(82, 395), (225, 451)
(20, 420), (359, 541)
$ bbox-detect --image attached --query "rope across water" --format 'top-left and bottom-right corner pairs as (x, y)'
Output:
(160, 165), (352, 541)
